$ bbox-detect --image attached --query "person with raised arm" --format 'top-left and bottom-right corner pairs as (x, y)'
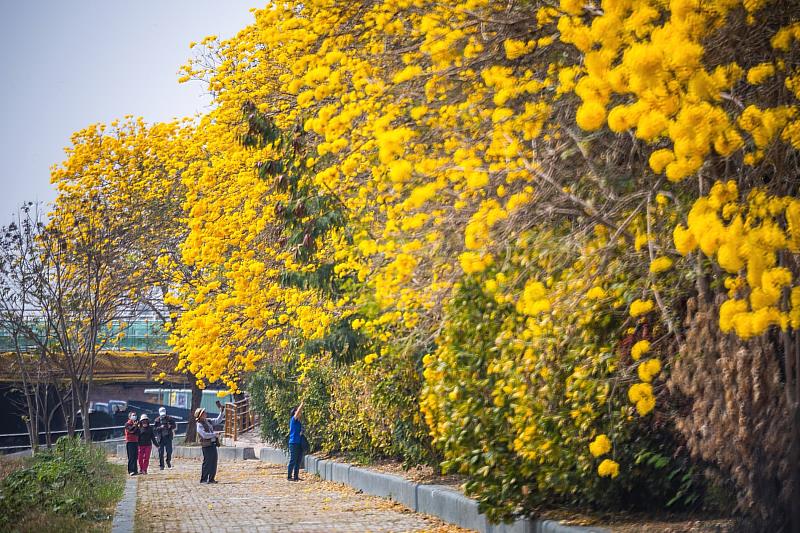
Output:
(287, 400), (304, 481)
(195, 400), (225, 484)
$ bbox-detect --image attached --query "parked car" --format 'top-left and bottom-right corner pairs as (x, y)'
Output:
(89, 402), (109, 414)
(108, 400), (127, 414)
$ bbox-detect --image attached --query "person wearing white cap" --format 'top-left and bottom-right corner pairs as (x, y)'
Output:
(195, 400), (225, 484)
(154, 407), (177, 470)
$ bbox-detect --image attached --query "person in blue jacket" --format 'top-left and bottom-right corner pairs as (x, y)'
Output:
(287, 400), (304, 481)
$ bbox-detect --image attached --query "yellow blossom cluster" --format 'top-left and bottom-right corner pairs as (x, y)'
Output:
(597, 458), (620, 478)
(562, 0), (800, 181)
(628, 382), (656, 416)
(589, 434), (612, 457)
(675, 180), (800, 338)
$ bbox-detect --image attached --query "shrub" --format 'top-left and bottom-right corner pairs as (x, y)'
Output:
(0, 436), (124, 532)
(422, 268), (702, 522)
(250, 350), (435, 465)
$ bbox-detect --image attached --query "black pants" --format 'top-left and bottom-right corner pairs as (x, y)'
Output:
(201, 445), (218, 482)
(126, 442), (138, 474)
(158, 438), (173, 468)
(288, 443), (303, 480)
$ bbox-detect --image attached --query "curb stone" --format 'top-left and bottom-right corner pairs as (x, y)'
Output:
(111, 474), (137, 533)
(115, 444), (254, 461)
(257, 446), (608, 533)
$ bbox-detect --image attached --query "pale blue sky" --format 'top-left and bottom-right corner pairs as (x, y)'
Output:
(0, 1), (260, 222)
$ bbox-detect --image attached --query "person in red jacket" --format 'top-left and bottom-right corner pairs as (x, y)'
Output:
(124, 412), (140, 476)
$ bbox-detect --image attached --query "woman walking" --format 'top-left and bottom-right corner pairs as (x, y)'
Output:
(196, 400), (225, 484)
(287, 400), (304, 481)
(124, 412), (139, 476)
(136, 414), (158, 474)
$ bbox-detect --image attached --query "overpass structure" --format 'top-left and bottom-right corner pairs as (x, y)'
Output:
(0, 320), (184, 383)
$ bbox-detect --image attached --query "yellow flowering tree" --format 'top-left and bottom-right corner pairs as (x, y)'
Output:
(46, 0), (800, 527)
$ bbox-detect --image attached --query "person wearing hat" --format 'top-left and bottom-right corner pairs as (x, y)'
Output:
(154, 407), (177, 470)
(124, 412), (140, 476)
(136, 414), (158, 474)
(196, 400), (225, 484)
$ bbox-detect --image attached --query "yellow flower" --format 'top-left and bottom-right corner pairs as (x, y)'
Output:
(673, 224), (697, 255)
(516, 280), (551, 315)
(649, 256), (673, 274)
(628, 382), (656, 415)
(589, 434), (612, 457)
(389, 160), (414, 183)
(576, 101), (607, 131)
(504, 39), (532, 60)
(629, 299), (654, 318)
(649, 149), (675, 174)
(630, 340), (650, 361)
(586, 286), (606, 299)
(597, 459), (620, 478)
(637, 358), (662, 382)
(746, 63), (775, 85)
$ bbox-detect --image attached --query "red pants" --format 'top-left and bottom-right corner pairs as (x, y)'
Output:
(138, 445), (152, 473)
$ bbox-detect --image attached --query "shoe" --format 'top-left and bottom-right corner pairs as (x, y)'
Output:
(129, 472), (136, 477)
(200, 480), (207, 484)
(207, 480), (218, 484)
(160, 466), (164, 470)
(293, 477), (300, 481)
(167, 463), (172, 468)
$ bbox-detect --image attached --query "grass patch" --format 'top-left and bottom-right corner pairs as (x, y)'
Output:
(0, 437), (125, 533)
(0, 457), (24, 484)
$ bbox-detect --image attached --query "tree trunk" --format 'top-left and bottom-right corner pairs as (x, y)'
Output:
(72, 379), (91, 443)
(80, 396), (91, 443)
(22, 384), (39, 455)
(791, 406), (800, 533)
(12, 342), (38, 454)
(184, 376), (203, 444)
(59, 385), (74, 440)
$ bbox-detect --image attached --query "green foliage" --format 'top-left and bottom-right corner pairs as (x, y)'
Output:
(325, 350), (436, 466)
(425, 275), (705, 521)
(249, 356), (331, 451)
(304, 315), (370, 364)
(0, 437), (125, 532)
(250, 349), (436, 466)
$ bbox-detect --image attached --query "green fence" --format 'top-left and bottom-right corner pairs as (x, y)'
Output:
(0, 320), (170, 352)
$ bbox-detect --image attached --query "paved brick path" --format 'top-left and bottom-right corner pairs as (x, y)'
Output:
(117, 457), (461, 533)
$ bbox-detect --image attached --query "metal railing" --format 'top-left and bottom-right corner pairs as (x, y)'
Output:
(223, 398), (256, 442)
(0, 421), (189, 452)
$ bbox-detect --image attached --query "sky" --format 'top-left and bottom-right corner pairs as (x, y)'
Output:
(0, 1), (261, 223)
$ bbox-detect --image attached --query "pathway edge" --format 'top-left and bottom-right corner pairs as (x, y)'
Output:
(111, 474), (137, 533)
(261, 446), (608, 533)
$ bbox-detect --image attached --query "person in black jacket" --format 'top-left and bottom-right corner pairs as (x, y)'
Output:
(154, 407), (177, 470)
(136, 414), (158, 474)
